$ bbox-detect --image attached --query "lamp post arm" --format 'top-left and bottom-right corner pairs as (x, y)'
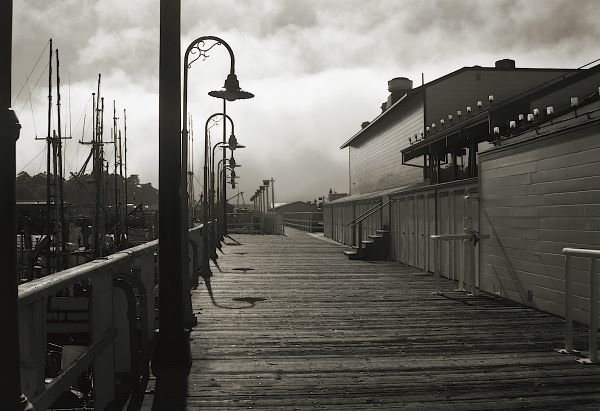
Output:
(204, 112), (234, 143)
(184, 36), (235, 74)
(212, 141), (226, 164)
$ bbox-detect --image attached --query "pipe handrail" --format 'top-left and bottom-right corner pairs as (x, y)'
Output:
(345, 199), (393, 228)
(562, 247), (600, 259)
(556, 247), (599, 364)
(343, 201), (383, 227)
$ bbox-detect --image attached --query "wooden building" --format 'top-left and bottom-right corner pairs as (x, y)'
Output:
(478, 95), (600, 327)
(341, 60), (577, 195)
(325, 60), (600, 326)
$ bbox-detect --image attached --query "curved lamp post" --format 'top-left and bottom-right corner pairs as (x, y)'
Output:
(202, 111), (245, 279)
(182, 37), (253, 272)
(211, 144), (244, 241)
(217, 162), (240, 211)
(182, 36), (253, 302)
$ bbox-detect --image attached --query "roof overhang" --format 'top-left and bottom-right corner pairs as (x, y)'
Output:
(402, 113), (490, 162)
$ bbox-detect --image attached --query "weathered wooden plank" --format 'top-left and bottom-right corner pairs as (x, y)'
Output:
(139, 228), (600, 409)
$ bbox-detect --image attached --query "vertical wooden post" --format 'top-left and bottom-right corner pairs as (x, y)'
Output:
(91, 272), (115, 408)
(139, 253), (156, 339)
(19, 300), (46, 397)
(113, 282), (131, 375)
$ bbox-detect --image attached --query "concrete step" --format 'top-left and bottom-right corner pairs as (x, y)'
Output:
(343, 250), (361, 260)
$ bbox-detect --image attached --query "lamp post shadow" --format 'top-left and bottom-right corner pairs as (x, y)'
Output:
(151, 373), (189, 411)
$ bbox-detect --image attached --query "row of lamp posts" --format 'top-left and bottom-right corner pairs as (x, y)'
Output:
(154, 28), (254, 385)
(153, 36), (254, 369)
(251, 178), (275, 213)
(0, 1), (255, 404)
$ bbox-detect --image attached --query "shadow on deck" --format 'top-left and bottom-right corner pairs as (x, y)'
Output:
(134, 228), (599, 410)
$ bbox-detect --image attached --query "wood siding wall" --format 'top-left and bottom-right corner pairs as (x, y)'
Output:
(349, 98), (424, 195)
(389, 181), (479, 276)
(324, 199), (381, 246)
(325, 180), (478, 280)
(479, 122), (600, 327)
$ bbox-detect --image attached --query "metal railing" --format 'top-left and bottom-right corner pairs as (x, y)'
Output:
(555, 247), (599, 364)
(282, 212), (322, 233)
(227, 212), (282, 234)
(344, 200), (392, 247)
(343, 201), (386, 228)
(18, 225), (205, 410)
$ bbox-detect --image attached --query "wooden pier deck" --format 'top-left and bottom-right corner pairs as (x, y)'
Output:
(140, 228), (600, 409)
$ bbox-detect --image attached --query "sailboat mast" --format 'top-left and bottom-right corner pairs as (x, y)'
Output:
(189, 115), (194, 221)
(113, 100), (119, 248)
(46, 38), (53, 273)
(118, 128), (124, 244)
(56, 48), (67, 268)
(123, 109), (128, 244)
(93, 74), (103, 257)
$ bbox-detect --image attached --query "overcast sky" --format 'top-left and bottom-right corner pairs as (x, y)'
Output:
(11, 0), (600, 203)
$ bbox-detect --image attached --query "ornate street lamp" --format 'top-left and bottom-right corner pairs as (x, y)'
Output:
(182, 37), (253, 277)
(202, 113), (244, 268)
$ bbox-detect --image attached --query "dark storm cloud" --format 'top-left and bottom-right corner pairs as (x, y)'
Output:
(12, 0), (600, 201)
(13, 0), (158, 85)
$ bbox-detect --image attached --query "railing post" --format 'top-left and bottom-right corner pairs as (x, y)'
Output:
(433, 238), (441, 295)
(19, 299), (46, 398)
(589, 258), (598, 363)
(358, 221), (363, 248)
(139, 253), (156, 339)
(556, 255), (575, 354)
(113, 271), (132, 376)
(462, 238), (474, 295)
(469, 237), (477, 295)
(565, 255), (574, 353)
(91, 271), (115, 408)
(189, 237), (199, 288)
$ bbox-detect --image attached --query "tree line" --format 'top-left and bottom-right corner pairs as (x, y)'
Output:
(16, 171), (159, 210)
